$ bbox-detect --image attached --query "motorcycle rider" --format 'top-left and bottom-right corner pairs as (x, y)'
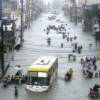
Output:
(65, 68), (73, 80)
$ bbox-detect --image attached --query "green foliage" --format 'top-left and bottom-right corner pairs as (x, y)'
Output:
(83, 6), (100, 19)
(94, 9), (100, 18)
(83, 9), (93, 19)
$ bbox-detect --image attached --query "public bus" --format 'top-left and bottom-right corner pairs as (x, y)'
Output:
(26, 56), (58, 92)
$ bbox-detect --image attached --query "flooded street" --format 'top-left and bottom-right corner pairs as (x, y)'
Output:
(0, 12), (100, 100)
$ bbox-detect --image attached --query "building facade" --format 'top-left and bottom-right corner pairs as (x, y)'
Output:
(63, 0), (82, 24)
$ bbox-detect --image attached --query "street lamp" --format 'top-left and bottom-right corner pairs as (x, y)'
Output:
(71, 0), (77, 25)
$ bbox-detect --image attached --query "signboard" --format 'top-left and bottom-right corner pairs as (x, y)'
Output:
(29, 72), (47, 77)
(38, 72), (47, 77)
(0, 0), (2, 19)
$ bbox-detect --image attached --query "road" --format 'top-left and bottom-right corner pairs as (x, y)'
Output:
(0, 12), (100, 100)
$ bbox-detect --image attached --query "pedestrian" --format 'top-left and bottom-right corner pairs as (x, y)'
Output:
(11, 75), (14, 84)
(68, 54), (71, 61)
(80, 45), (83, 50)
(72, 49), (75, 53)
(73, 55), (76, 61)
(46, 31), (49, 35)
(61, 43), (63, 48)
(92, 56), (96, 65)
(47, 37), (51, 46)
(62, 34), (65, 39)
(67, 37), (69, 42)
(70, 37), (73, 42)
(74, 36), (77, 40)
(94, 64), (97, 71)
(14, 86), (18, 97)
(85, 57), (89, 62)
(19, 77), (22, 85)
(74, 43), (78, 50)
(80, 58), (85, 64)
(89, 43), (92, 49)
(77, 46), (81, 54)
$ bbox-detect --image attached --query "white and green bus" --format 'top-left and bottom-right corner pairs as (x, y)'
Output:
(26, 56), (58, 92)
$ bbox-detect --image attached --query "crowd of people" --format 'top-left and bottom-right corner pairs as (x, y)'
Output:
(2, 73), (28, 88)
(80, 56), (97, 78)
(45, 23), (77, 48)
(45, 24), (66, 35)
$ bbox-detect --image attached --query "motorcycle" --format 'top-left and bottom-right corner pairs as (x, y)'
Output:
(88, 84), (100, 98)
(65, 68), (73, 81)
(88, 88), (100, 98)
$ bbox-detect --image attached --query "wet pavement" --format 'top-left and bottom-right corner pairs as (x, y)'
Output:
(0, 12), (100, 100)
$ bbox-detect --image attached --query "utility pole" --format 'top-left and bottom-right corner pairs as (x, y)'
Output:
(0, 0), (4, 75)
(0, 20), (4, 75)
(71, 0), (77, 25)
(11, 16), (15, 60)
(85, 0), (87, 6)
(74, 0), (77, 25)
(20, 0), (24, 46)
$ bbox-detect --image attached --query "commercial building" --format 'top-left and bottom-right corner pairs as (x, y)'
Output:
(79, 0), (100, 32)
(0, 0), (16, 77)
(63, 0), (82, 24)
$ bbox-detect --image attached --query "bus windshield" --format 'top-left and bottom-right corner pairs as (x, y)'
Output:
(28, 72), (48, 86)
(31, 77), (48, 86)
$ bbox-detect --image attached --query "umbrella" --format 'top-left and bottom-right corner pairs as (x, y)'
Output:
(15, 64), (20, 67)
(15, 65), (23, 73)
